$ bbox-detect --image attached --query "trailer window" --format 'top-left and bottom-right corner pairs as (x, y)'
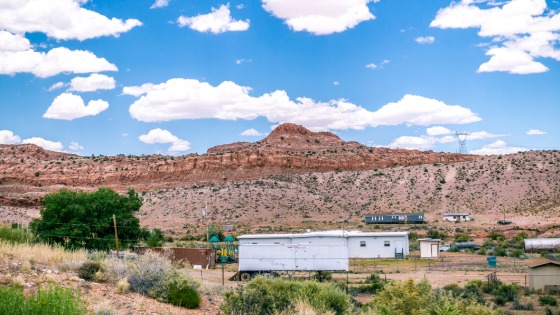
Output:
(360, 241), (366, 247)
(384, 241), (390, 247)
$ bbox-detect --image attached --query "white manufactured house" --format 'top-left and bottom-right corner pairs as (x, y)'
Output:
(443, 213), (471, 222)
(235, 230), (409, 280)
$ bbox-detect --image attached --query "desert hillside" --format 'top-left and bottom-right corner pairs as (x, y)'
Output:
(137, 150), (560, 235)
(1, 124), (559, 236)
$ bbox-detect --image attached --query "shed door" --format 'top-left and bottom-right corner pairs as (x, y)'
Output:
(431, 244), (438, 258)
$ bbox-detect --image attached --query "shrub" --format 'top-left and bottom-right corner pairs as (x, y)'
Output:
(0, 225), (34, 244)
(221, 277), (353, 315)
(0, 284), (86, 315)
(117, 278), (130, 294)
(539, 295), (558, 306)
(78, 261), (102, 281)
(102, 251), (200, 308)
(166, 277), (201, 309)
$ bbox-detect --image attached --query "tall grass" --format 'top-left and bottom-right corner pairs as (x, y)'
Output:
(0, 284), (86, 315)
(0, 225), (33, 244)
(0, 240), (87, 267)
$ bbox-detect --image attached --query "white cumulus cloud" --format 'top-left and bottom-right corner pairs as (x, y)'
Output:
(415, 36), (435, 44)
(177, 4), (249, 34)
(426, 126), (452, 136)
(122, 83), (155, 97)
(70, 73), (116, 92)
(262, 0), (375, 35)
(126, 78), (481, 131)
(22, 137), (64, 152)
(365, 63), (378, 69)
(241, 128), (263, 136)
(470, 140), (529, 155)
(431, 0), (560, 74)
(527, 129), (546, 135)
(43, 93), (109, 120)
(0, 32), (118, 78)
(0, 0), (142, 41)
(68, 141), (84, 151)
(138, 128), (190, 153)
(0, 130), (21, 144)
(389, 136), (436, 150)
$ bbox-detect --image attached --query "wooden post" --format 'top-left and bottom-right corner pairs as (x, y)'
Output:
(222, 262), (225, 286)
(113, 214), (119, 258)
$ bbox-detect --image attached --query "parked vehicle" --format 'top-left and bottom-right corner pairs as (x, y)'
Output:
(440, 244), (451, 252)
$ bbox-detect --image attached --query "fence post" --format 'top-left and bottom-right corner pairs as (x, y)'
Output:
(414, 257), (417, 271)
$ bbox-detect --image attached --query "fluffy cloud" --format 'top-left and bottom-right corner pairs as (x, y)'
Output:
(126, 78), (480, 131)
(389, 136), (435, 150)
(470, 140), (529, 155)
(0, 0), (141, 41)
(150, 0), (170, 9)
(426, 126), (452, 136)
(241, 128), (264, 136)
(43, 93), (109, 120)
(262, 0), (375, 35)
(122, 83), (155, 97)
(70, 74), (116, 92)
(177, 5), (249, 34)
(389, 128), (505, 150)
(527, 129), (546, 135)
(0, 32), (118, 78)
(415, 36), (435, 44)
(138, 128), (190, 153)
(68, 141), (84, 151)
(0, 130), (21, 144)
(365, 63), (378, 70)
(22, 137), (64, 152)
(431, 0), (560, 74)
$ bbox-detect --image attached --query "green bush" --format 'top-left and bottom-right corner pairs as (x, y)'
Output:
(539, 295), (558, 306)
(0, 284), (86, 315)
(0, 225), (34, 243)
(78, 261), (102, 281)
(221, 277), (354, 315)
(166, 277), (201, 309)
(102, 252), (200, 309)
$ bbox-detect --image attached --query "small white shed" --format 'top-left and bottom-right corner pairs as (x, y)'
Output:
(418, 238), (440, 258)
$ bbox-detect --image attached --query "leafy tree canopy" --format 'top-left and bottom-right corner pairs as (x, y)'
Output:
(30, 188), (142, 250)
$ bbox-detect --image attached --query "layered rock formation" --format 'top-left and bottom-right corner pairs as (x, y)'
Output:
(0, 123), (478, 205)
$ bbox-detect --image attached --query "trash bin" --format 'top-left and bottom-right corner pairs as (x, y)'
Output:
(487, 256), (496, 267)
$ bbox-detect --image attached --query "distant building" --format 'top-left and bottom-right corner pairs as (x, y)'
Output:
(443, 213), (470, 222)
(527, 259), (560, 291)
(418, 238), (440, 258)
(524, 238), (560, 251)
(364, 213), (425, 224)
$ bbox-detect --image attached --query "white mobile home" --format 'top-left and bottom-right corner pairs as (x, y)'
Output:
(238, 230), (409, 260)
(443, 213), (471, 222)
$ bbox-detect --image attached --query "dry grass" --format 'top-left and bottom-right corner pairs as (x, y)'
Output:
(0, 240), (87, 267)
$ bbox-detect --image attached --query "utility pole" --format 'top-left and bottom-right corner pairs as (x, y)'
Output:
(113, 214), (119, 258)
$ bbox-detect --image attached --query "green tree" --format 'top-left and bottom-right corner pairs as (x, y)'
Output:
(30, 188), (143, 250)
(145, 228), (165, 247)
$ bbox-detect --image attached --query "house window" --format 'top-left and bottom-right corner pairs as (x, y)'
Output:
(384, 241), (390, 247)
(360, 241), (366, 247)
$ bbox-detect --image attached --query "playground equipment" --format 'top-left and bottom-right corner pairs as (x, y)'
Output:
(209, 235), (237, 263)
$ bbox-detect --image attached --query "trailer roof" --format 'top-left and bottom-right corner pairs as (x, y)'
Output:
(238, 230), (409, 239)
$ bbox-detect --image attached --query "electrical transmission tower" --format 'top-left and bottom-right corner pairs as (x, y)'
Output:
(455, 131), (469, 154)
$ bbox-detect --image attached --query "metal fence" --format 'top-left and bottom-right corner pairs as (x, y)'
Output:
(349, 254), (529, 274)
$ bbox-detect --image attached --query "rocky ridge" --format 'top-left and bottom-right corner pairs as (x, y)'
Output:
(0, 123), (477, 205)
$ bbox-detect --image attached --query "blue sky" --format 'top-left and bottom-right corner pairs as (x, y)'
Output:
(0, 0), (558, 156)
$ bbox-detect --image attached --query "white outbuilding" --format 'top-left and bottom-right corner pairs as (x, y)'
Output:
(443, 213), (471, 222)
(418, 238), (441, 258)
